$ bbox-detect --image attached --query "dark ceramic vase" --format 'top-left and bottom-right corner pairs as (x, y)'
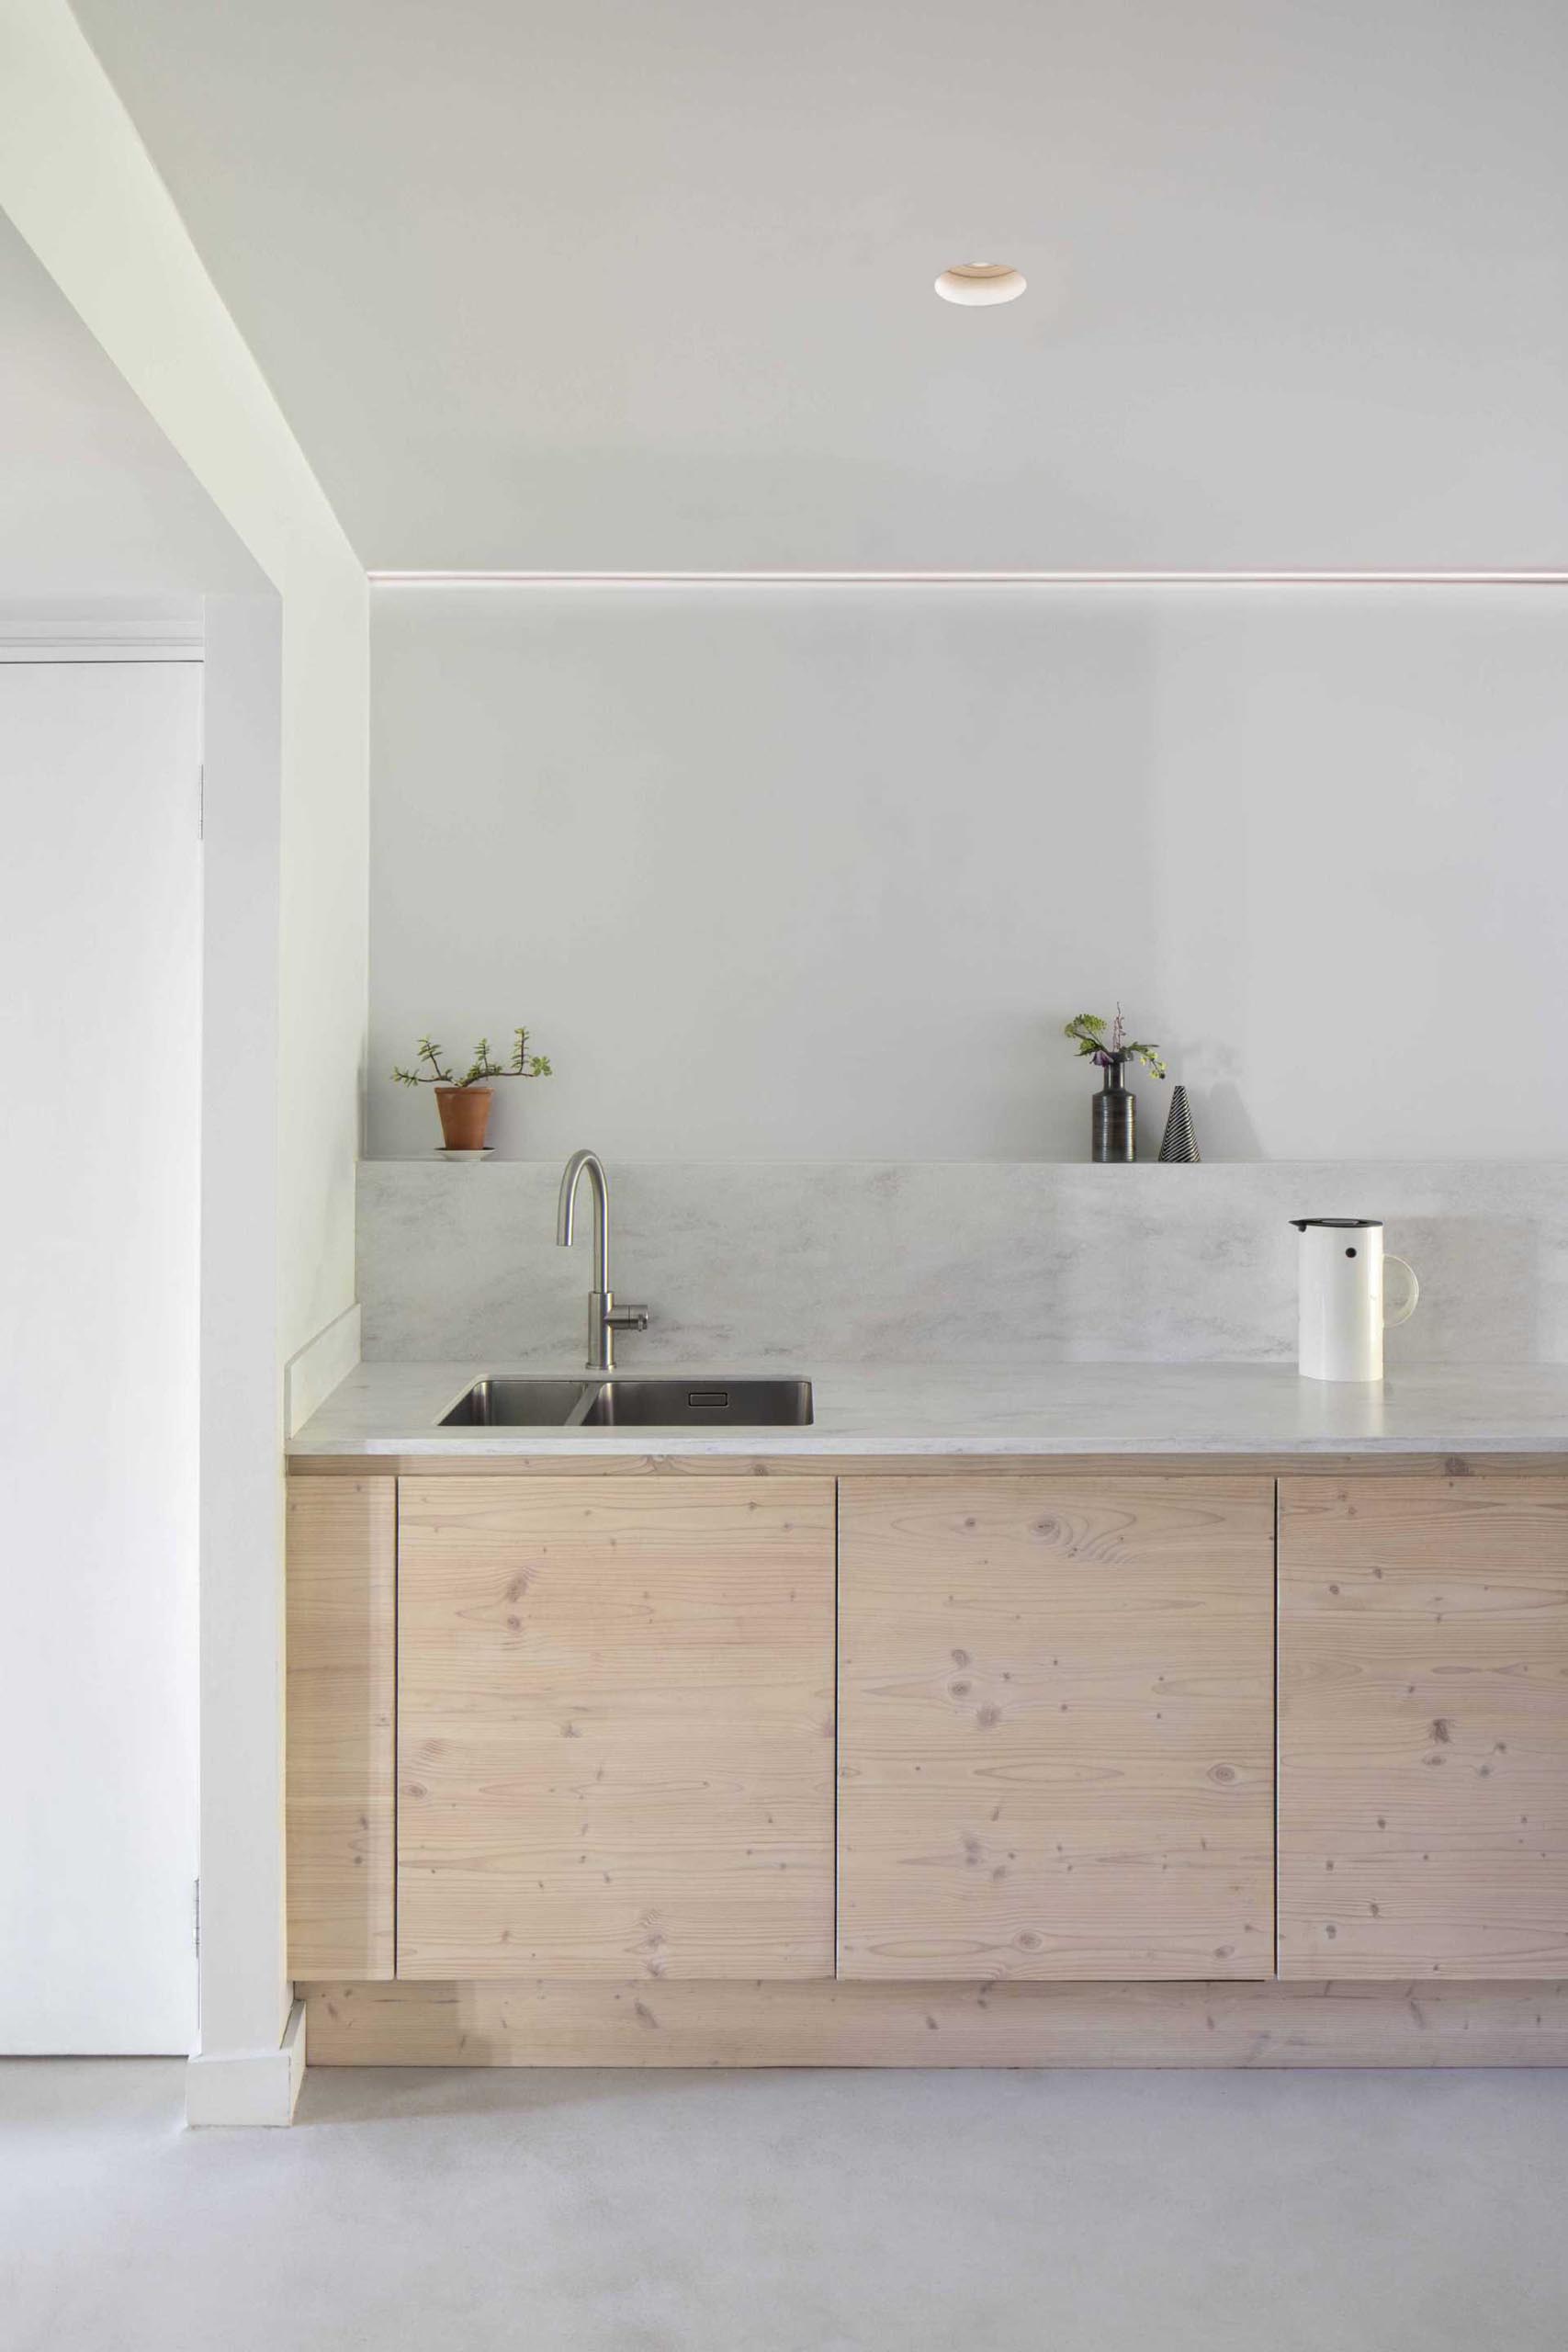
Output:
(1091, 1060), (1135, 1162)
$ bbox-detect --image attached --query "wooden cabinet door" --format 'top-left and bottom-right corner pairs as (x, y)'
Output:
(397, 1476), (836, 1979)
(1279, 1476), (1568, 1980)
(838, 1477), (1275, 1980)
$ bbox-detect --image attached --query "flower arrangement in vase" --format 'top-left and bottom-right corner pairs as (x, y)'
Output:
(1063, 1008), (1165, 1163)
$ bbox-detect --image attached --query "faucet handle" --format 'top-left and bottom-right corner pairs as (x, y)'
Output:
(608, 1303), (649, 1333)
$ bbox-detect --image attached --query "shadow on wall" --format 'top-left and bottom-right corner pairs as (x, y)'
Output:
(1150, 1029), (1266, 1162)
(1192, 1083), (1266, 1161)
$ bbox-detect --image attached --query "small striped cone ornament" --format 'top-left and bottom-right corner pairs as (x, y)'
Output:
(1157, 1085), (1201, 1164)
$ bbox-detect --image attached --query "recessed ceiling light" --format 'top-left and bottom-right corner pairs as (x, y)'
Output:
(934, 262), (1027, 307)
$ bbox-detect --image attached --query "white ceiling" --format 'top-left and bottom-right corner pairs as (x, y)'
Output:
(72, 0), (1568, 571)
(0, 214), (262, 601)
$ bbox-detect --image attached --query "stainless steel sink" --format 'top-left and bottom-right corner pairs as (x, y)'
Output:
(577, 1377), (813, 1428)
(439, 1375), (813, 1429)
(440, 1377), (595, 1427)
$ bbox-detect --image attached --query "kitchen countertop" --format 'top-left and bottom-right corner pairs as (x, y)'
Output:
(288, 1360), (1568, 1460)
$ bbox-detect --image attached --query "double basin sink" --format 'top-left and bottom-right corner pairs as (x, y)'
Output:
(442, 1375), (814, 1429)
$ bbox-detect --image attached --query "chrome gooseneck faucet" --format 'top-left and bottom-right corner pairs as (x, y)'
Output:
(556, 1149), (649, 1372)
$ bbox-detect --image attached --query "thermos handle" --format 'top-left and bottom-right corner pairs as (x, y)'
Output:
(1383, 1254), (1420, 1327)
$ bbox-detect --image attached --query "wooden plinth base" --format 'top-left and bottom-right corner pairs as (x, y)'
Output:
(302, 1977), (1568, 2070)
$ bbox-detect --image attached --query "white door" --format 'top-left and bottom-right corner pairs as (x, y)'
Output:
(0, 657), (202, 2052)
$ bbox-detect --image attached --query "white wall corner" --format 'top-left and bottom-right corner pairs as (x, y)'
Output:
(284, 1301), (362, 1437)
(186, 1998), (306, 2128)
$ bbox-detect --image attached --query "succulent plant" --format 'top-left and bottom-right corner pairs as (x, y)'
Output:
(393, 1026), (553, 1089)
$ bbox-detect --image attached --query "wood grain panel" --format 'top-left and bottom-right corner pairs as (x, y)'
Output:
(396, 1476), (835, 1979)
(302, 1975), (1568, 2069)
(1279, 1476), (1568, 1979)
(286, 1477), (396, 1979)
(838, 1476), (1275, 1980)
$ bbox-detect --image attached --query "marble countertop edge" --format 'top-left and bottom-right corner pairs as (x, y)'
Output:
(288, 1360), (1568, 1461)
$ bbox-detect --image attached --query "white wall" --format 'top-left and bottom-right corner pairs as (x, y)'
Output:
(0, 216), (263, 601)
(0, 1), (369, 2107)
(0, 0), (368, 1364)
(369, 584), (1568, 1164)
(0, 659), (202, 2052)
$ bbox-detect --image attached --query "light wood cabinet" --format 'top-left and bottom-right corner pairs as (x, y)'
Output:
(286, 1455), (1568, 2064)
(837, 1476), (1276, 1980)
(286, 1478), (396, 1980)
(1279, 1477), (1568, 1980)
(396, 1476), (836, 1979)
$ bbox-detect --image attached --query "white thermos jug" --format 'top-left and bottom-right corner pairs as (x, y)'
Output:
(1292, 1218), (1419, 1382)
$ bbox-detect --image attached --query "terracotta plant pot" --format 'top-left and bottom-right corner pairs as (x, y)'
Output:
(434, 1085), (493, 1151)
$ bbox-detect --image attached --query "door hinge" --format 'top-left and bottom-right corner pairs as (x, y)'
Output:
(193, 1877), (201, 1956)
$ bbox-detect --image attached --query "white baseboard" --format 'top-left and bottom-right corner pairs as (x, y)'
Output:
(284, 1303), (362, 1437)
(186, 1998), (307, 2127)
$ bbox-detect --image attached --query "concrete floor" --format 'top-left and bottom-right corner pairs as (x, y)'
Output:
(5, 2062), (1568, 2351)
